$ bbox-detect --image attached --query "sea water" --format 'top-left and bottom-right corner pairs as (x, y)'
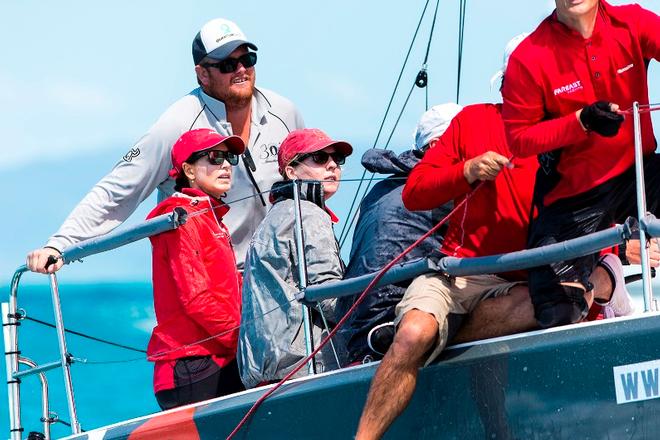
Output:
(0, 282), (157, 438)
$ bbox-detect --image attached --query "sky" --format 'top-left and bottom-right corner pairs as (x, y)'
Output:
(1, 0), (659, 284)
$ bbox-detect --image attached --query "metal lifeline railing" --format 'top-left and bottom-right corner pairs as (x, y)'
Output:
(3, 207), (188, 440)
(632, 102), (656, 312)
(291, 180), (316, 376)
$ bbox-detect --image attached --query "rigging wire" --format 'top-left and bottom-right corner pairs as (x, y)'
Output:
(337, 0), (433, 246)
(338, 0), (444, 248)
(422, 0), (441, 111)
(456, 0), (468, 104)
(225, 179), (489, 440)
(338, 82), (417, 249)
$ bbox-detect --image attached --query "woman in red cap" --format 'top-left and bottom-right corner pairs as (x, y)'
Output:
(145, 128), (246, 409)
(238, 128), (353, 389)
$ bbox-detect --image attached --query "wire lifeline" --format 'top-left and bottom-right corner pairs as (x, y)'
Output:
(184, 177), (403, 221)
(73, 293), (302, 366)
(338, 0), (433, 245)
(224, 179), (489, 440)
(23, 316), (146, 354)
(40, 176), (405, 361)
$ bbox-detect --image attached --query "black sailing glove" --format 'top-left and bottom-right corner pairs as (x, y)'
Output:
(579, 101), (624, 137)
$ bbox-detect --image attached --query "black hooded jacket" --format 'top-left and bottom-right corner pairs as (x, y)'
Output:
(338, 148), (451, 363)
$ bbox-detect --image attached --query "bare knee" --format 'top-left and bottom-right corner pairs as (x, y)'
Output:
(391, 310), (438, 361)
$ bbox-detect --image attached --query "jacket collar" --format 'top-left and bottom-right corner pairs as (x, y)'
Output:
(269, 180), (339, 223)
(181, 187), (230, 218)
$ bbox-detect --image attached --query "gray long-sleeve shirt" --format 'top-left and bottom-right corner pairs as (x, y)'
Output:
(46, 86), (304, 269)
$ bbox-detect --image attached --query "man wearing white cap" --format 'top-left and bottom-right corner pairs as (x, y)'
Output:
(26, 18), (303, 273)
(355, 32), (636, 439)
(338, 103), (461, 365)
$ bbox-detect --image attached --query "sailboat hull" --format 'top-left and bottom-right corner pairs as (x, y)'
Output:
(65, 313), (660, 439)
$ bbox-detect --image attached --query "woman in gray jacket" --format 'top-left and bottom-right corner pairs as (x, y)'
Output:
(238, 128), (352, 389)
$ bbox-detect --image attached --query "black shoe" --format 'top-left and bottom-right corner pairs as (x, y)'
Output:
(367, 322), (396, 355)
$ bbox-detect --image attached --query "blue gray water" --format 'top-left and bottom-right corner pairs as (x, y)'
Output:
(0, 282), (157, 438)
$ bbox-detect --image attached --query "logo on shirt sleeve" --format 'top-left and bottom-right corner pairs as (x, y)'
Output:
(553, 80), (583, 96)
(123, 148), (141, 162)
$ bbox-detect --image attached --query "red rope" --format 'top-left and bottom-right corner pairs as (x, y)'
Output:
(225, 181), (486, 439)
(618, 104), (660, 114)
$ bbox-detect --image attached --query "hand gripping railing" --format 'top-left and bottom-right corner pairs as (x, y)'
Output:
(3, 207), (187, 440)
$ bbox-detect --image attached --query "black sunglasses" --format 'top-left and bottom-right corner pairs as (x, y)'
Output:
(203, 52), (258, 74)
(189, 149), (239, 166)
(295, 151), (346, 166)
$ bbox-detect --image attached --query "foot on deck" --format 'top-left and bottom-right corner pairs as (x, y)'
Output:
(598, 253), (636, 318)
(367, 322), (396, 356)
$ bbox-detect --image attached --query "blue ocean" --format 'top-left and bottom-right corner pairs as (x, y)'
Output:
(0, 282), (158, 439)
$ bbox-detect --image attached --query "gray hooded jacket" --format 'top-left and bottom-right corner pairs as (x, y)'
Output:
(238, 181), (342, 389)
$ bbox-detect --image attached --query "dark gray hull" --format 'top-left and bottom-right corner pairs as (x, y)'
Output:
(66, 313), (660, 439)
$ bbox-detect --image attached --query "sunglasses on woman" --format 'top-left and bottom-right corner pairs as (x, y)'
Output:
(203, 52), (258, 74)
(189, 149), (240, 166)
(295, 151), (346, 166)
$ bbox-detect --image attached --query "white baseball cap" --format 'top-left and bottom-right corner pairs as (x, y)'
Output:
(413, 103), (463, 150)
(489, 32), (530, 90)
(192, 18), (258, 65)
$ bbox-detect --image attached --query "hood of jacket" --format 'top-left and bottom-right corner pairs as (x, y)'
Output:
(361, 148), (423, 176)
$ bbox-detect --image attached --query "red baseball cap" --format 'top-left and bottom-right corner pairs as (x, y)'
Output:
(278, 128), (353, 174)
(169, 128), (245, 178)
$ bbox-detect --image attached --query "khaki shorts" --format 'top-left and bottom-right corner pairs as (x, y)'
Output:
(394, 273), (523, 365)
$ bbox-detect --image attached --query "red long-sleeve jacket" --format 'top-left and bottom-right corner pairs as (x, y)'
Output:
(502, 1), (660, 206)
(402, 104), (537, 278)
(146, 188), (241, 392)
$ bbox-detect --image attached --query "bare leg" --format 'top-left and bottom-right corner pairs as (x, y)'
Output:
(355, 310), (438, 440)
(452, 286), (535, 343)
(591, 265), (613, 303)
(453, 267), (614, 344)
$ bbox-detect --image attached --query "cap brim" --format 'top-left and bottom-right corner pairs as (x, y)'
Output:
(304, 140), (353, 157)
(205, 41), (258, 61)
(201, 135), (246, 155)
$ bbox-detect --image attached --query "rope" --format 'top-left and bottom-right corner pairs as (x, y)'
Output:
(23, 316), (146, 353)
(225, 180), (488, 439)
(619, 103), (660, 115)
(455, 0), (468, 104)
(337, 0), (433, 245)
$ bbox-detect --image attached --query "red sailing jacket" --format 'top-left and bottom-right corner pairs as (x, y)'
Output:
(146, 188), (241, 392)
(502, 1), (660, 206)
(402, 104), (538, 280)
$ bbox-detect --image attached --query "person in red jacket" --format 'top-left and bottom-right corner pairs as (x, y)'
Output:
(146, 128), (246, 410)
(502, 0), (660, 328)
